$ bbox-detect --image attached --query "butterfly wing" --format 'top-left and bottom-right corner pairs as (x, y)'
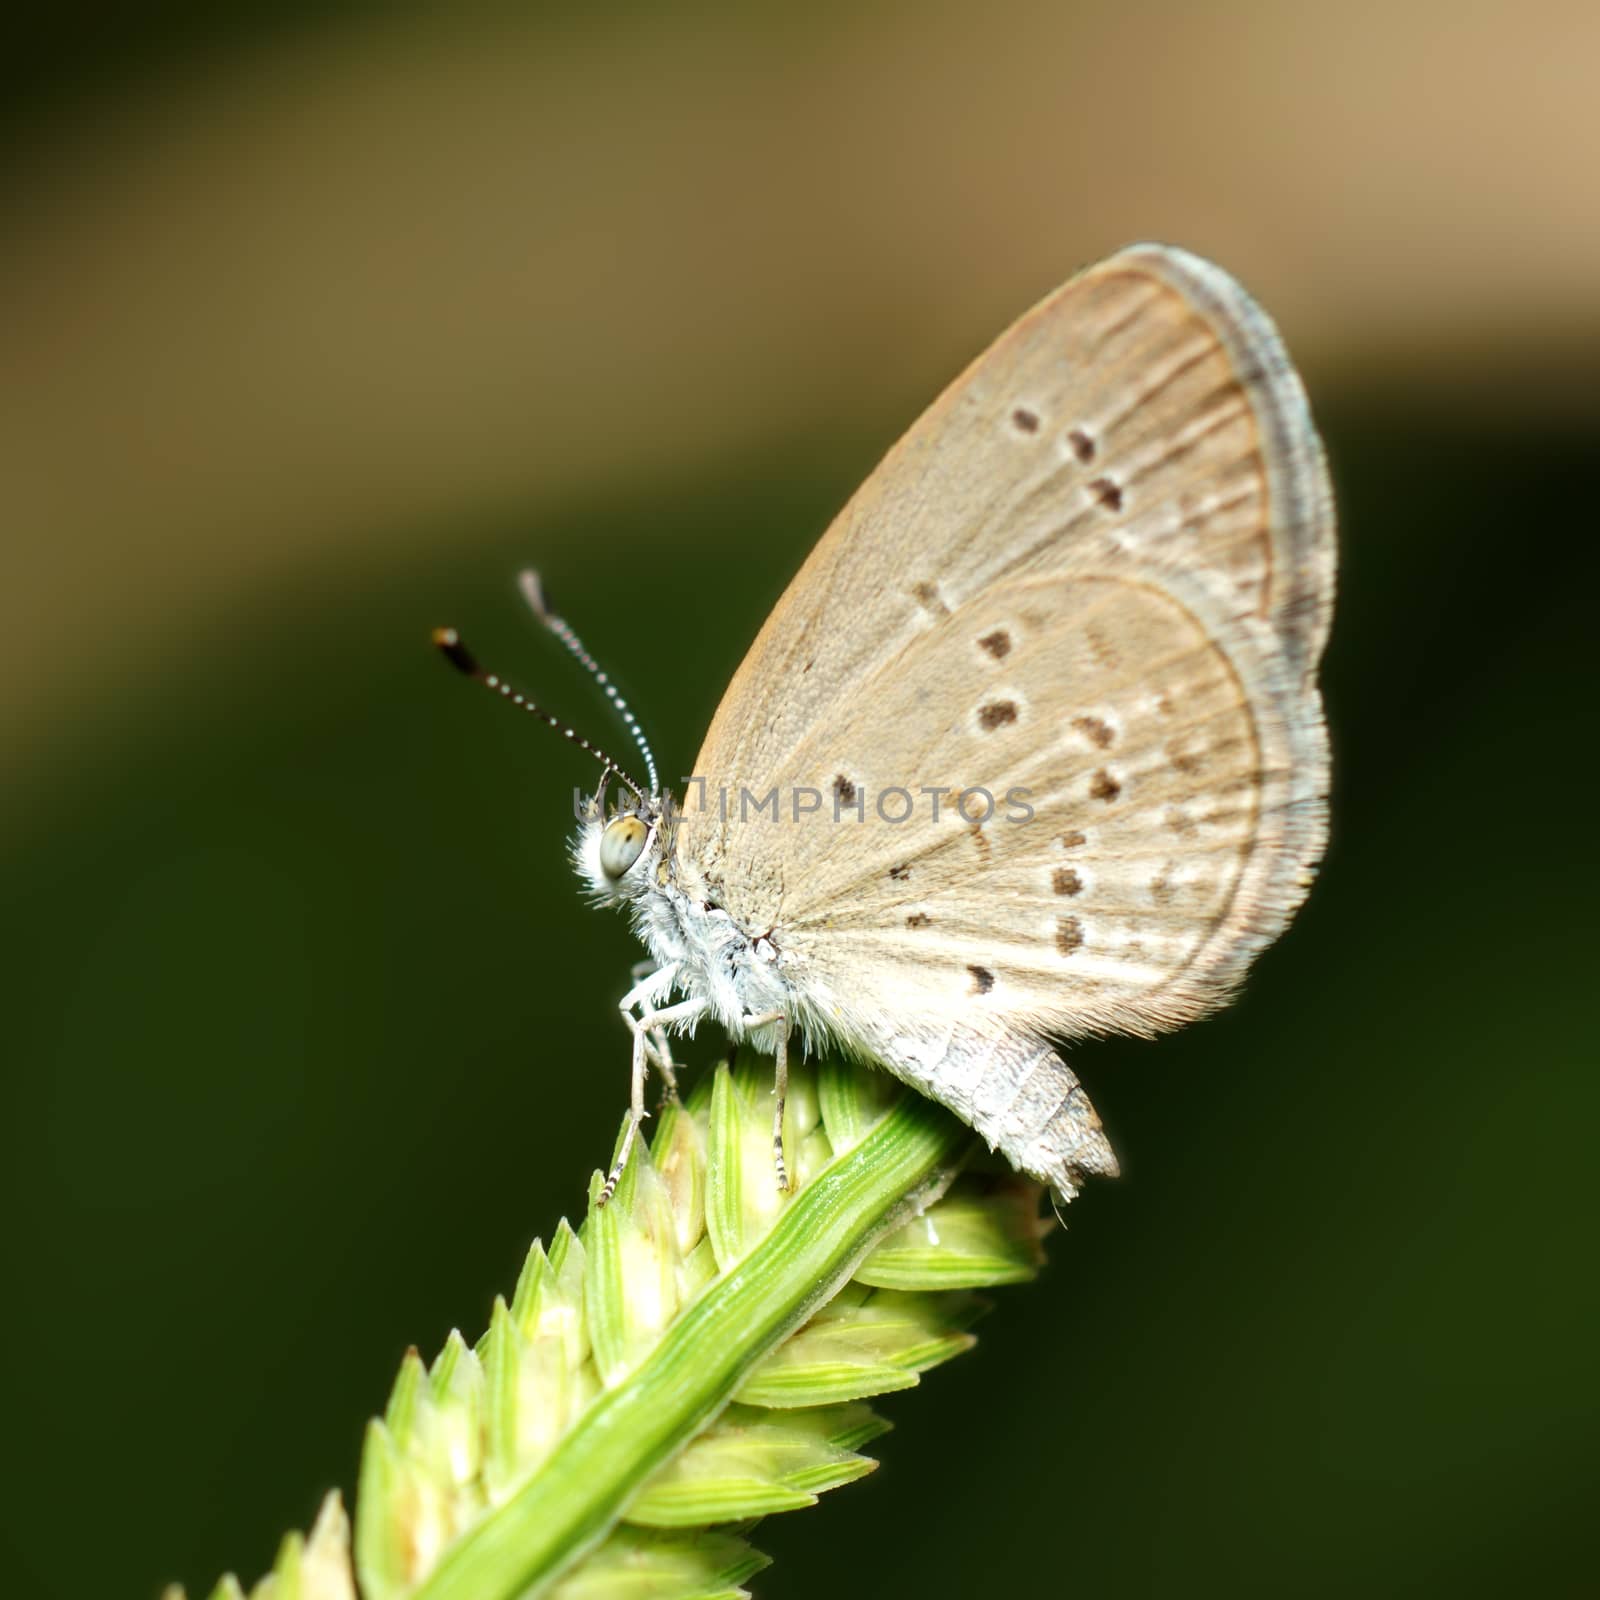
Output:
(675, 244), (1334, 1196)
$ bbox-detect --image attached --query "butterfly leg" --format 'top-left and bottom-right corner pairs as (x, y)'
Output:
(646, 1026), (682, 1106)
(628, 961), (679, 1095)
(740, 1008), (791, 1193)
(619, 964), (683, 1103)
(602, 992), (706, 1206)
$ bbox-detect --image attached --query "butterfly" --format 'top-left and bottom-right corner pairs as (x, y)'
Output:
(436, 243), (1335, 1205)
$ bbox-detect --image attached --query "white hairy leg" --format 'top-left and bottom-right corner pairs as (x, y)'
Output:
(618, 964), (683, 1097)
(601, 984), (706, 1205)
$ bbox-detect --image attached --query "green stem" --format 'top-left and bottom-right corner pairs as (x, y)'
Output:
(414, 1093), (969, 1600)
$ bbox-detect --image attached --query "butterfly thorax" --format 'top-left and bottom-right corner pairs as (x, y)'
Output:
(573, 805), (793, 1048)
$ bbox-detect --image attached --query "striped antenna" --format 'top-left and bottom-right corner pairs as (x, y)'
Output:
(432, 628), (649, 805)
(519, 570), (661, 797)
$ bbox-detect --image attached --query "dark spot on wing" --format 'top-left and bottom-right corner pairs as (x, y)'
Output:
(834, 774), (857, 804)
(906, 912), (932, 929)
(1150, 872), (1175, 904)
(978, 701), (1018, 731)
(967, 964), (995, 995)
(1089, 476), (1124, 512)
(1010, 406), (1040, 434)
(1089, 769), (1122, 803)
(1060, 830), (1086, 850)
(1052, 867), (1082, 896)
(1085, 628), (1119, 670)
(1068, 427), (1097, 463)
(888, 864), (911, 881)
(978, 629), (1012, 659)
(1072, 714), (1114, 748)
(1056, 916), (1084, 955)
(912, 582), (949, 616)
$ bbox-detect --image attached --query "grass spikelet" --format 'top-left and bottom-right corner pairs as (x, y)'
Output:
(166, 1052), (1052, 1599)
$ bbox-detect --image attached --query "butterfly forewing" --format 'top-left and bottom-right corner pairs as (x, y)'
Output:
(674, 244), (1333, 1197)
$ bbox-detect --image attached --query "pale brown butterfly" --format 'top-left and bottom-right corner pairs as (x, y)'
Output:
(437, 243), (1335, 1205)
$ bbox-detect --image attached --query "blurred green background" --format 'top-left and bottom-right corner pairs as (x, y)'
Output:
(3, 4), (1596, 1597)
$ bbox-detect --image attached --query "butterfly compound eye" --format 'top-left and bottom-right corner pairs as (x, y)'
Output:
(599, 815), (649, 879)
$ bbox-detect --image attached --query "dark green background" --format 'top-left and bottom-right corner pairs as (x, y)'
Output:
(4, 9), (1597, 1599)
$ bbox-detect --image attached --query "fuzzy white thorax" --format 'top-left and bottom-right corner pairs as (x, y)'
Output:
(574, 795), (792, 1054)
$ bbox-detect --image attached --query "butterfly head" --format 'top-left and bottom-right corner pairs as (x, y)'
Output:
(573, 774), (672, 905)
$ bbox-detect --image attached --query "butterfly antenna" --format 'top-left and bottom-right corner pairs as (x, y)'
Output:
(432, 627), (649, 805)
(519, 569), (661, 797)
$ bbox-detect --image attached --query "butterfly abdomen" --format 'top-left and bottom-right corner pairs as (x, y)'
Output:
(869, 1020), (1119, 1200)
